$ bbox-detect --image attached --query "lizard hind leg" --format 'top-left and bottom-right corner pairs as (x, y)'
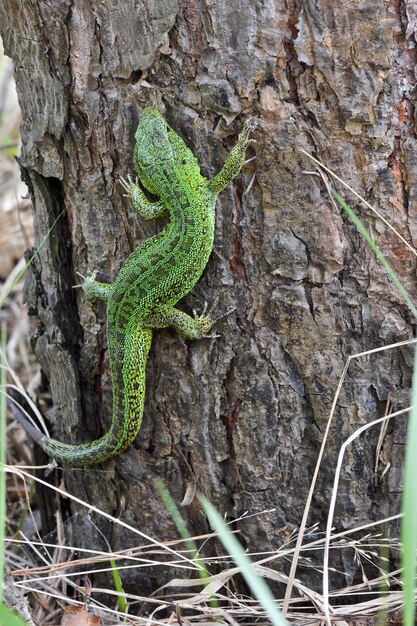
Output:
(81, 271), (113, 302)
(143, 299), (234, 340)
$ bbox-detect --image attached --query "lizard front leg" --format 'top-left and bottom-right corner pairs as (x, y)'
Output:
(81, 271), (112, 302)
(207, 118), (255, 195)
(120, 175), (167, 219)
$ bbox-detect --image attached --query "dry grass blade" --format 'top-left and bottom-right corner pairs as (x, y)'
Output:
(283, 337), (415, 614)
(5, 451), (406, 624)
(6, 465), (205, 571)
(299, 148), (417, 258)
(323, 406), (411, 624)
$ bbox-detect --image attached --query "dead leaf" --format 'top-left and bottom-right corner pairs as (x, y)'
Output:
(60, 605), (101, 626)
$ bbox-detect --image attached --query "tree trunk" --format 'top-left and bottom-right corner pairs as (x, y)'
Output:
(1, 0), (414, 597)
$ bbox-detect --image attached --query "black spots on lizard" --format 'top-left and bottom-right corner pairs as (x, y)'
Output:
(120, 327), (152, 446)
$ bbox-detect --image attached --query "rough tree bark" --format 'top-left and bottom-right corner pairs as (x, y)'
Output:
(1, 0), (415, 597)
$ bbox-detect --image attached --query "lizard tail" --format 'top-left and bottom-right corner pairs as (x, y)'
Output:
(12, 328), (153, 467)
(8, 390), (128, 467)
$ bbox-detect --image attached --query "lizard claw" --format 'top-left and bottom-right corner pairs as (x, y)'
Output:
(80, 271), (97, 292)
(245, 117), (258, 133)
(210, 305), (235, 326)
(120, 174), (138, 197)
(239, 117), (257, 144)
(193, 297), (233, 337)
(73, 270), (88, 289)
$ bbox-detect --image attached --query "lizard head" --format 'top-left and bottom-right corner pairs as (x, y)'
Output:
(134, 107), (203, 195)
(133, 108), (174, 193)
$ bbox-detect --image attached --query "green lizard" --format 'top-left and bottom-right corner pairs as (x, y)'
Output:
(15, 107), (253, 466)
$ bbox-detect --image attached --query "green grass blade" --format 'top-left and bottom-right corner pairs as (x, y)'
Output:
(0, 210), (63, 310)
(200, 497), (288, 626)
(109, 557), (126, 614)
(331, 190), (417, 320)
(401, 350), (417, 626)
(156, 480), (197, 552)
(156, 480), (219, 611)
(84, 518), (126, 614)
(0, 603), (28, 626)
(331, 189), (417, 626)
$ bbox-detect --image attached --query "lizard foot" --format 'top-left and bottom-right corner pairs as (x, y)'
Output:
(72, 270), (93, 289)
(120, 174), (138, 197)
(80, 271), (101, 300)
(193, 297), (235, 338)
(239, 117), (257, 147)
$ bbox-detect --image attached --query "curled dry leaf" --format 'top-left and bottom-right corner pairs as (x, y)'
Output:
(60, 605), (101, 626)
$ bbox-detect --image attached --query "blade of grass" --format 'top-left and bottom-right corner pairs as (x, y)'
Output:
(200, 496), (288, 626)
(156, 480), (219, 612)
(108, 556), (126, 614)
(401, 349), (417, 626)
(329, 188), (417, 626)
(299, 148), (417, 259)
(0, 603), (28, 626)
(85, 516), (127, 614)
(331, 190), (417, 320)
(1, 326), (28, 625)
(0, 210), (63, 310)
